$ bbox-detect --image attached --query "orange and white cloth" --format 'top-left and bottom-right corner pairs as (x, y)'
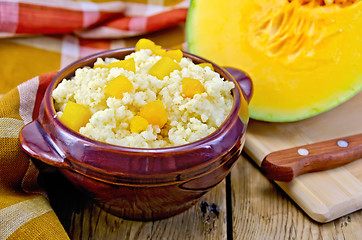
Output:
(0, 0), (188, 38)
(0, 0), (189, 239)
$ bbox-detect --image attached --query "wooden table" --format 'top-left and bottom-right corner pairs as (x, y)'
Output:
(43, 152), (362, 240)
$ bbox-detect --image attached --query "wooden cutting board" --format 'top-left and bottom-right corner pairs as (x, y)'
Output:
(244, 91), (362, 223)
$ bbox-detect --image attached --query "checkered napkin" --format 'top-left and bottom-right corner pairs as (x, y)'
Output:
(0, 0), (188, 238)
(0, 0), (188, 38)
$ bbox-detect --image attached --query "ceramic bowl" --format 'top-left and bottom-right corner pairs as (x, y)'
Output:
(19, 48), (252, 220)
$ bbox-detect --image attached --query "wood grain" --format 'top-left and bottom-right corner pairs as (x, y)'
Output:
(44, 155), (362, 240)
(231, 155), (362, 240)
(44, 170), (227, 240)
(68, 190), (226, 240)
(243, 91), (362, 222)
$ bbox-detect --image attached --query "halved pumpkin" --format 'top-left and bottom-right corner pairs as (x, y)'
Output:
(186, 0), (362, 122)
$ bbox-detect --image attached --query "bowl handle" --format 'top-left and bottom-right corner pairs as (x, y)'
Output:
(19, 120), (69, 168)
(224, 67), (253, 103)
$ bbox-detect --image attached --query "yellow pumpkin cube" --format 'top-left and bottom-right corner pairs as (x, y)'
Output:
(60, 101), (92, 132)
(95, 58), (135, 73)
(182, 77), (206, 98)
(105, 75), (133, 99)
(198, 63), (214, 71)
(139, 100), (168, 128)
(135, 38), (166, 55)
(152, 45), (167, 56)
(135, 38), (156, 51)
(130, 116), (149, 133)
(149, 57), (182, 80)
(163, 49), (183, 62)
(108, 58), (136, 73)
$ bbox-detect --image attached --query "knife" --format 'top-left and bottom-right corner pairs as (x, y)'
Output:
(260, 133), (362, 182)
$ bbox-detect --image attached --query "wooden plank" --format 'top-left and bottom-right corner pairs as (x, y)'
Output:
(44, 169), (227, 240)
(231, 155), (362, 239)
(242, 91), (362, 222)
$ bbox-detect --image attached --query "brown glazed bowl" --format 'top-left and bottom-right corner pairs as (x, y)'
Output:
(19, 48), (252, 221)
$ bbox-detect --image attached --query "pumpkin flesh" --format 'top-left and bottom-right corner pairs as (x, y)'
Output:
(186, 0), (362, 122)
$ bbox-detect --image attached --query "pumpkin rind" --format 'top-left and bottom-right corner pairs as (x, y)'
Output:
(186, 0), (362, 122)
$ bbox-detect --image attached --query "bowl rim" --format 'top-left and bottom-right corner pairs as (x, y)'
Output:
(45, 47), (246, 155)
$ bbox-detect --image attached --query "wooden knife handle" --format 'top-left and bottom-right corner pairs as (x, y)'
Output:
(261, 133), (362, 182)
